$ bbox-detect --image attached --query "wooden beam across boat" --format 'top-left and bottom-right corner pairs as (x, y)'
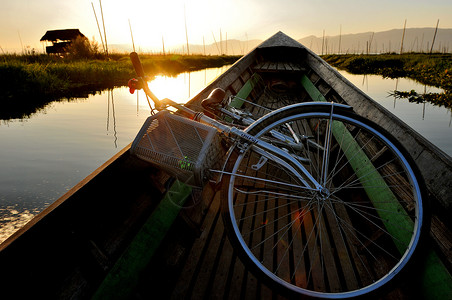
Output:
(93, 180), (192, 299)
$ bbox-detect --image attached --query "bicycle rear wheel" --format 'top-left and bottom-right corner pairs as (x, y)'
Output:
(221, 103), (427, 298)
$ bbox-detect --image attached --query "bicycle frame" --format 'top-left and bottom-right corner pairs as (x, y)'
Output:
(129, 52), (352, 192)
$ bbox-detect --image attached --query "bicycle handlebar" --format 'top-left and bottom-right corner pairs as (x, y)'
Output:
(129, 52), (162, 108)
(130, 52), (145, 77)
(129, 52), (231, 130)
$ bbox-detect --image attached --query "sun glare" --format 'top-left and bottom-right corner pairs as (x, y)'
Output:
(101, 0), (236, 52)
(148, 75), (188, 102)
(145, 66), (229, 105)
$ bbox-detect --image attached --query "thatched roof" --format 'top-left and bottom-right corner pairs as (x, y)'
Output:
(40, 29), (85, 42)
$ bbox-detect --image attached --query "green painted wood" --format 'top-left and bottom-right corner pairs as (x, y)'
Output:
(92, 180), (192, 300)
(301, 75), (410, 242)
(301, 74), (452, 299)
(333, 121), (413, 251)
(229, 73), (262, 109)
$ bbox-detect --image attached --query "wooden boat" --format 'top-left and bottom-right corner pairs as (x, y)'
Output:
(0, 32), (451, 299)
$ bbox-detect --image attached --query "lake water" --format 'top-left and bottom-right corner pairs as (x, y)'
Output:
(0, 66), (229, 243)
(338, 71), (452, 155)
(0, 66), (451, 244)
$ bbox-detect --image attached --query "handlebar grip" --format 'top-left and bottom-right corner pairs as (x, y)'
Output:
(130, 52), (145, 77)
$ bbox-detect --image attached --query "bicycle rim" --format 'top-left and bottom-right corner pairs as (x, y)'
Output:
(222, 106), (424, 298)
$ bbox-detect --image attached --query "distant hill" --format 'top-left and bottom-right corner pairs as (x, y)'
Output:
(109, 39), (262, 55)
(298, 28), (452, 54)
(109, 28), (452, 55)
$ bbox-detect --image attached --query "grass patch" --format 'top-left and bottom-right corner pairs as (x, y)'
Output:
(0, 53), (240, 119)
(0, 53), (240, 97)
(322, 53), (452, 92)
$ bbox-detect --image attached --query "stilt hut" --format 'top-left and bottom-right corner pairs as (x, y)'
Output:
(40, 29), (86, 54)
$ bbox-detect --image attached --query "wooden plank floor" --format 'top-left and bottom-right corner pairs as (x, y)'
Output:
(134, 182), (414, 300)
(132, 72), (426, 299)
(135, 183), (289, 300)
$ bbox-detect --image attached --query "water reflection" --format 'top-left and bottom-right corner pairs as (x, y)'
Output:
(337, 70), (452, 156)
(1, 66), (449, 244)
(390, 89), (452, 111)
(0, 66), (230, 244)
(106, 89), (118, 148)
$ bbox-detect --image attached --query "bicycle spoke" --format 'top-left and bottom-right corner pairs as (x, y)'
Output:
(223, 107), (424, 298)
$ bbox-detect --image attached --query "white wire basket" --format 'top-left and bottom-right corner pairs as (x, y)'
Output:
(131, 110), (222, 186)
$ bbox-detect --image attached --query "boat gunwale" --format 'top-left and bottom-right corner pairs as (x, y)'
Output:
(0, 143), (132, 252)
(303, 45), (452, 213)
(0, 31), (451, 299)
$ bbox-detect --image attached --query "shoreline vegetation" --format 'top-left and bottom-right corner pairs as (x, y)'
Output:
(322, 53), (452, 108)
(1, 37), (451, 119)
(0, 37), (240, 120)
(0, 52), (240, 119)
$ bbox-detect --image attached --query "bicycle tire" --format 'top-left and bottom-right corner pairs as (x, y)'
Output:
(221, 103), (428, 298)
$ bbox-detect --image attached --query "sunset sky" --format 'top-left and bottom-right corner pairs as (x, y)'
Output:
(1, 0), (451, 53)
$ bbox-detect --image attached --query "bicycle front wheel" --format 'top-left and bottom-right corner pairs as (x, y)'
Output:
(221, 103), (427, 298)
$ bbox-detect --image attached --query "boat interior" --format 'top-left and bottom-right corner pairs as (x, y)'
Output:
(0, 32), (451, 299)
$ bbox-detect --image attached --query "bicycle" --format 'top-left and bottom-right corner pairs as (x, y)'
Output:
(128, 52), (427, 299)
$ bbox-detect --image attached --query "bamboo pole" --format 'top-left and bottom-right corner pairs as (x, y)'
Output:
(430, 19), (440, 54)
(420, 33), (425, 53)
(226, 32), (227, 55)
(400, 19), (406, 54)
(203, 36), (205, 55)
(211, 31), (220, 55)
(99, 0), (108, 57)
(91, 2), (106, 53)
(245, 32), (249, 53)
(128, 19), (135, 52)
(369, 32), (374, 54)
(220, 29), (223, 54)
(239, 38), (244, 55)
(18, 31), (24, 54)
(184, 4), (190, 55)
